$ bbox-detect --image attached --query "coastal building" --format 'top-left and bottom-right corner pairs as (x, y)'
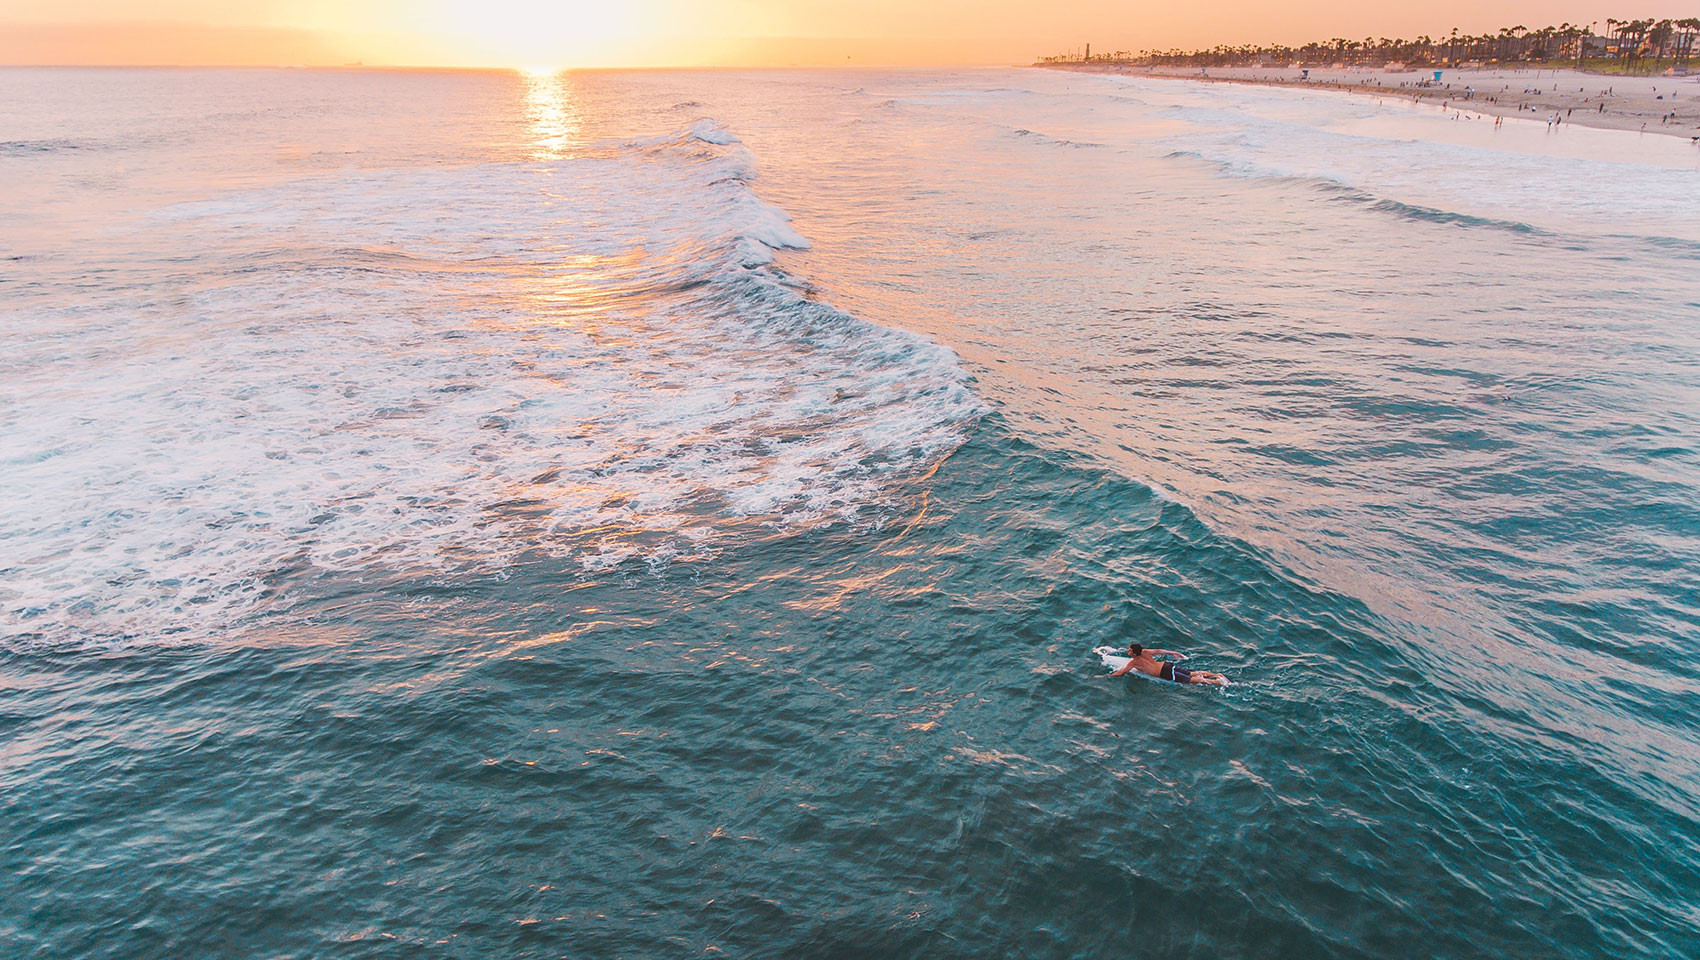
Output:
(1583, 34), (1654, 59)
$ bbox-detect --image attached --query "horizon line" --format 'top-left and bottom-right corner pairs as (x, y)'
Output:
(0, 61), (1030, 71)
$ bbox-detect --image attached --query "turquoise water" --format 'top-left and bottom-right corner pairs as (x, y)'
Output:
(3, 67), (1698, 958)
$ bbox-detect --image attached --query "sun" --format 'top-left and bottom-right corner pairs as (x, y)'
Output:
(431, 0), (642, 68)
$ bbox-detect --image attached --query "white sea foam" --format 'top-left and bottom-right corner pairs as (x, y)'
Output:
(1113, 76), (1700, 242)
(0, 119), (981, 647)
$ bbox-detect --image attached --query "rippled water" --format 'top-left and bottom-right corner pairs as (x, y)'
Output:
(3, 67), (1698, 959)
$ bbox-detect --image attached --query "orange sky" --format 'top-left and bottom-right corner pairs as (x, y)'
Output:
(2, 1), (1696, 68)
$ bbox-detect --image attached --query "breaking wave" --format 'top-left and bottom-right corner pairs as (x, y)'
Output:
(0, 119), (982, 647)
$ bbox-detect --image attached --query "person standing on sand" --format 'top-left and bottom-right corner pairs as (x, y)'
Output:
(1110, 644), (1229, 687)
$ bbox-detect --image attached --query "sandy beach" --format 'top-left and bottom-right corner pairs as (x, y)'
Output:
(1045, 61), (1700, 140)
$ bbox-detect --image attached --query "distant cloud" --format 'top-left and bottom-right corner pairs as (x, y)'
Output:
(0, 21), (348, 66)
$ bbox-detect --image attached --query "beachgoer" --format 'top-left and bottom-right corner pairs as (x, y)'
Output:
(1110, 643), (1229, 687)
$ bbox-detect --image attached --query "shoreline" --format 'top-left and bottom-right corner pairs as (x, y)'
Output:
(1040, 62), (1700, 141)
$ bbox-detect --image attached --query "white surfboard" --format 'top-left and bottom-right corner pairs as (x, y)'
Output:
(1095, 645), (1150, 678)
(1094, 646), (1231, 687)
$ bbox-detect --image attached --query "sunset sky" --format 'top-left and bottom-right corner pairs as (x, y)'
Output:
(2, 1), (1696, 68)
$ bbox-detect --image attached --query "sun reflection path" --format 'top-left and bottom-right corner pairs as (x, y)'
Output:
(521, 67), (580, 159)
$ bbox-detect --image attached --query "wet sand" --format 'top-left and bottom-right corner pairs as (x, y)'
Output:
(1044, 62), (1700, 140)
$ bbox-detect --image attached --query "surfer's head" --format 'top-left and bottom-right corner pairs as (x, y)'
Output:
(1127, 643), (1143, 657)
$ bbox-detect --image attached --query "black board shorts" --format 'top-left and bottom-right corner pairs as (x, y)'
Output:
(1159, 662), (1193, 684)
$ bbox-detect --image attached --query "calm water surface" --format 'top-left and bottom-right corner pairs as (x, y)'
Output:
(3, 66), (1698, 959)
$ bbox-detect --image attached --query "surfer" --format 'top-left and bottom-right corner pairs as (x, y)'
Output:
(1110, 644), (1229, 687)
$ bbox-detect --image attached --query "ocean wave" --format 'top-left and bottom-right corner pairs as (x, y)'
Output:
(1332, 189), (1544, 235)
(0, 138), (97, 156)
(1010, 127), (1102, 148)
(1147, 90), (1700, 244)
(0, 119), (983, 648)
(1162, 148), (1700, 247)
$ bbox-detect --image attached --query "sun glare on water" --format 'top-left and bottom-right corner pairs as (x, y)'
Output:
(521, 66), (580, 157)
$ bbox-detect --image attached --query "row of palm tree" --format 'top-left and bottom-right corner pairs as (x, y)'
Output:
(1039, 18), (1700, 71)
(1607, 18), (1700, 62)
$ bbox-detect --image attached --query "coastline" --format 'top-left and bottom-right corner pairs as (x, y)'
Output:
(1040, 61), (1700, 140)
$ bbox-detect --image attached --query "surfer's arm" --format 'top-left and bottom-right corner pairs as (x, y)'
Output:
(1109, 661), (1135, 677)
(1148, 648), (1188, 659)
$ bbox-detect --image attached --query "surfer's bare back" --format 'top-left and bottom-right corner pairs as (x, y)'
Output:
(1111, 643), (1230, 686)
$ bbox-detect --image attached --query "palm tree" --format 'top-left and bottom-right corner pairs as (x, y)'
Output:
(1557, 23), (1585, 66)
(1088, 14), (1700, 75)
(1531, 26), (1555, 61)
(1679, 18), (1700, 66)
(1626, 19), (1653, 64)
(1650, 19), (1674, 64)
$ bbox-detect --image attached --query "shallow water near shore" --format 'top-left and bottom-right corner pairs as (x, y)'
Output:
(3, 67), (1698, 959)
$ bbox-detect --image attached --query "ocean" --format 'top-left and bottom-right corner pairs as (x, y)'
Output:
(3, 66), (1698, 959)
